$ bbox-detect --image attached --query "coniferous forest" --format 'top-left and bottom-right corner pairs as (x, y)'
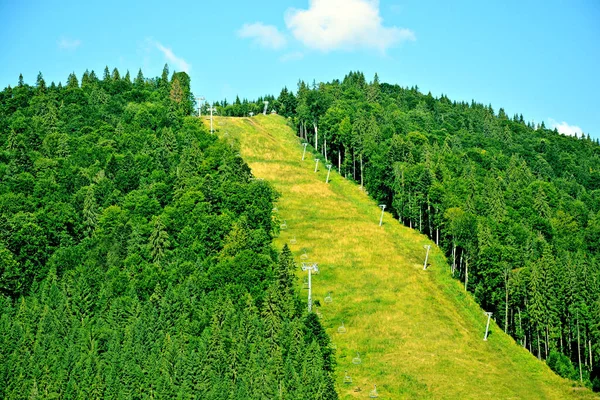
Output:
(0, 67), (337, 399)
(220, 72), (600, 389)
(1, 63), (599, 396)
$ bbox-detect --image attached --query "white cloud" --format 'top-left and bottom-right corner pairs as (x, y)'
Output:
(58, 37), (82, 50)
(548, 118), (583, 137)
(154, 41), (190, 73)
(284, 0), (415, 52)
(280, 51), (305, 62)
(238, 22), (287, 50)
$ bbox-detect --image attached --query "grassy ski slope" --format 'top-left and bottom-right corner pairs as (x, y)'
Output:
(207, 114), (597, 399)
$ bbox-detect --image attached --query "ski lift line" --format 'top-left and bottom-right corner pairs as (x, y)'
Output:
(207, 103), (217, 134)
(484, 312), (493, 341)
(326, 164), (333, 183)
(423, 244), (431, 270)
(195, 96), (205, 117)
(378, 204), (386, 226)
(301, 262), (319, 312)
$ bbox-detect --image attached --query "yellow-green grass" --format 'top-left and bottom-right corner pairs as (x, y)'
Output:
(206, 115), (597, 399)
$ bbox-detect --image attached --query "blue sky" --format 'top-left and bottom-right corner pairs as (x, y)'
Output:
(1, 0), (599, 138)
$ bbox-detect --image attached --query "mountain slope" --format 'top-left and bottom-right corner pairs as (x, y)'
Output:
(209, 114), (597, 399)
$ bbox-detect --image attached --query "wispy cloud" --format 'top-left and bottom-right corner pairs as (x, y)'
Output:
(238, 22), (287, 50)
(548, 118), (583, 137)
(58, 37), (82, 50)
(284, 0), (415, 53)
(280, 51), (304, 62)
(154, 41), (190, 73)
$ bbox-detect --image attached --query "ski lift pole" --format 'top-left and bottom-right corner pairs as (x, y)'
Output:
(302, 262), (319, 312)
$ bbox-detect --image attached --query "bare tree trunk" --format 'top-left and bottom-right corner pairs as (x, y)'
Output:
(505, 269), (509, 333)
(314, 123), (318, 152)
(345, 147), (348, 178)
(545, 326), (549, 359)
(353, 150), (356, 180)
(518, 308), (524, 347)
(324, 134), (328, 162)
(338, 150), (341, 174)
(408, 192), (413, 229)
(584, 331), (588, 367)
(537, 331), (541, 360)
(452, 244), (456, 275)
(436, 227), (439, 246)
(303, 122), (308, 141)
(560, 329), (563, 353)
(427, 198), (432, 237)
(419, 205), (422, 232)
(590, 339), (593, 370)
(577, 317), (583, 381)
(568, 321), (572, 355)
(464, 255), (468, 291)
(360, 154), (364, 190)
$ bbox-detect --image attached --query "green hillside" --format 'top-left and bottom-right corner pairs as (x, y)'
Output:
(209, 114), (597, 399)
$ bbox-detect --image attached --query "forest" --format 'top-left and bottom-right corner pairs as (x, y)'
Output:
(218, 71), (600, 390)
(0, 67), (337, 399)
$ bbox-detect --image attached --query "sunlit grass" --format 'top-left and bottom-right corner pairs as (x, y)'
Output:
(207, 115), (596, 399)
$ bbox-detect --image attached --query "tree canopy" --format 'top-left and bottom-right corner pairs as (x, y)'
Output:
(0, 69), (337, 399)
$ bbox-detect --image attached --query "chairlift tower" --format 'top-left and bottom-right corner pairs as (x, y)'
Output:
(249, 111), (254, 117)
(326, 164), (333, 183)
(379, 205), (386, 226)
(484, 312), (493, 341)
(423, 245), (431, 270)
(314, 158), (320, 173)
(207, 103), (217, 134)
(301, 262), (319, 312)
(302, 143), (308, 160)
(195, 96), (205, 117)
(263, 100), (269, 115)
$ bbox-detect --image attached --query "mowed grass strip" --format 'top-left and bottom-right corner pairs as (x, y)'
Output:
(207, 115), (597, 399)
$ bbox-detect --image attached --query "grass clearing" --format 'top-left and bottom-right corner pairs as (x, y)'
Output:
(206, 115), (597, 399)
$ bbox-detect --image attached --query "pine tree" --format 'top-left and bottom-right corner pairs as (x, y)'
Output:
(134, 69), (145, 87)
(149, 216), (170, 266)
(36, 72), (46, 93)
(111, 68), (120, 81)
(66, 72), (79, 89)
